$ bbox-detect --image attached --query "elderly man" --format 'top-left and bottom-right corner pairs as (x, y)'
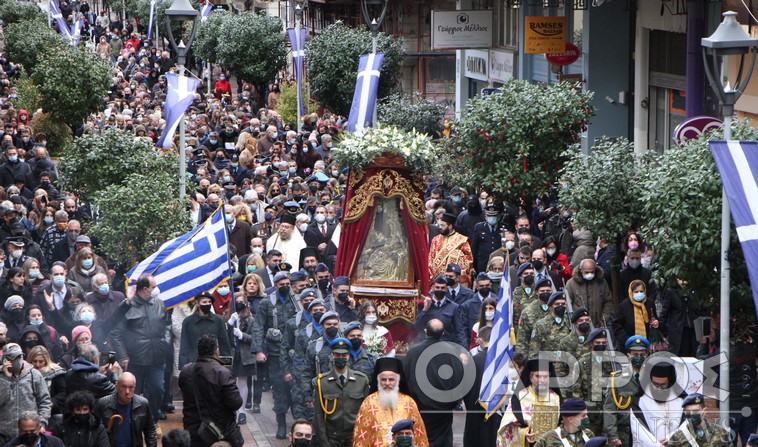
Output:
(2, 411), (63, 447)
(267, 214), (307, 270)
(225, 204), (253, 259)
(563, 259), (613, 326)
(353, 358), (429, 447)
(257, 125), (279, 157)
(85, 273), (125, 321)
(95, 372), (157, 447)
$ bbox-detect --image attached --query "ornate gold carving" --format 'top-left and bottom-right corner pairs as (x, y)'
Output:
(344, 169), (425, 224)
(529, 405), (560, 440)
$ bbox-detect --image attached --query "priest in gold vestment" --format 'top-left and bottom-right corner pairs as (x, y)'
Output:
(428, 213), (473, 279)
(498, 359), (561, 447)
(353, 358), (429, 447)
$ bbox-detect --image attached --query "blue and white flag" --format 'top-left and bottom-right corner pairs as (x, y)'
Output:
(70, 17), (83, 46)
(478, 256), (515, 419)
(147, 0), (156, 39)
(287, 27), (306, 124)
(156, 72), (200, 149)
(711, 140), (758, 320)
(346, 52), (384, 133)
(49, 0), (71, 39)
(126, 205), (230, 308)
(200, 3), (212, 22)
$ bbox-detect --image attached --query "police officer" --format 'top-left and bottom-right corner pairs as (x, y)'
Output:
(301, 311), (341, 418)
(443, 263), (474, 305)
(251, 271), (299, 439)
(557, 307), (592, 361)
(572, 328), (612, 435)
(470, 204), (504, 274)
(516, 277), (553, 351)
(283, 288), (318, 420)
(415, 275), (464, 347)
(342, 321), (376, 378)
(668, 393), (730, 446)
(312, 338), (370, 447)
(290, 270), (309, 298)
(528, 292), (571, 360)
(535, 398), (595, 447)
(603, 335), (649, 446)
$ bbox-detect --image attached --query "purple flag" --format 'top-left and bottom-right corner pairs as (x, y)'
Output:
(49, 0), (71, 39)
(157, 73), (200, 149)
(200, 3), (212, 22)
(346, 52), (384, 133)
(147, 0), (156, 39)
(710, 140), (758, 322)
(287, 27), (306, 123)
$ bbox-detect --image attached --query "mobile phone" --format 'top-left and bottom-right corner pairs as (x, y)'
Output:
(218, 356), (233, 368)
(107, 351), (116, 365)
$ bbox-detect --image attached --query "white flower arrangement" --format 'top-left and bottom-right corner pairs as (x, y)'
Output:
(333, 125), (439, 174)
(364, 332), (388, 357)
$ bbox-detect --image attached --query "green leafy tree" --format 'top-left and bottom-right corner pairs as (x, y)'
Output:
(447, 80), (594, 202)
(0, 0), (46, 24)
(32, 46), (111, 129)
(11, 68), (41, 114)
(277, 80), (316, 127)
(306, 22), (405, 116)
(30, 113), (72, 157)
(215, 12), (287, 85)
(559, 137), (646, 241)
(88, 170), (191, 267)
(5, 20), (67, 72)
(193, 11), (226, 63)
(377, 92), (445, 136)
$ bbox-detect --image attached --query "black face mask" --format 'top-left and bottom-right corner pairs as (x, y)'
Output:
(577, 322), (591, 333)
(592, 345), (607, 352)
(312, 312), (324, 323)
(278, 286), (290, 297)
(199, 304), (212, 314)
(73, 413), (90, 425)
(532, 260), (544, 271)
(9, 307), (24, 320)
(478, 287), (491, 297)
(554, 306), (566, 317)
(235, 301), (246, 311)
(324, 327), (339, 339)
(18, 433), (39, 446)
(292, 439), (312, 447)
(24, 339), (41, 349)
(433, 290), (446, 300)
(350, 338), (363, 350)
(337, 292), (349, 302)
(523, 275), (534, 286)
(446, 277), (456, 287)
(538, 292), (551, 302)
(318, 279), (330, 289)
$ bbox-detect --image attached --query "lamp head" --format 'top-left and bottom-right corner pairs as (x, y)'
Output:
(702, 11), (758, 56)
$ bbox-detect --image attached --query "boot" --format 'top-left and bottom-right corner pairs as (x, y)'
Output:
(276, 413), (287, 439)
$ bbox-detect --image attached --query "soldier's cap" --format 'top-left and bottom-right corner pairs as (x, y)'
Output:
(315, 263), (329, 273)
(434, 274), (447, 285)
(747, 434), (758, 446)
(475, 272), (490, 282)
(585, 437), (608, 447)
(279, 213), (297, 226)
(517, 262), (533, 276)
(271, 261), (292, 273)
(535, 276), (552, 290)
(560, 398), (587, 417)
(585, 328), (608, 344)
(306, 298), (325, 310)
(314, 172), (329, 183)
(319, 311), (339, 325)
(391, 419), (415, 434)
(273, 271), (290, 284)
(194, 291), (215, 302)
(440, 213), (456, 225)
(299, 288), (317, 300)
(329, 337), (351, 354)
(484, 204), (501, 216)
(445, 263), (461, 274)
(343, 321), (362, 335)
(264, 202), (277, 211)
(682, 393), (705, 407)
(283, 201), (301, 214)
(2, 342), (22, 360)
(290, 270), (307, 282)
(7, 237), (24, 247)
(570, 307), (589, 324)
(625, 335), (650, 351)
(333, 276), (349, 287)
(547, 291), (566, 306)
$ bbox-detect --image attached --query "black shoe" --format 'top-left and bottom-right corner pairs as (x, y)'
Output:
(245, 401), (252, 410)
(158, 410), (167, 420)
(276, 414), (287, 439)
(252, 404), (261, 414)
(164, 404), (175, 413)
(237, 413), (247, 425)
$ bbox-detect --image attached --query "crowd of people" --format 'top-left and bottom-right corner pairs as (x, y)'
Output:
(0, 3), (756, 447)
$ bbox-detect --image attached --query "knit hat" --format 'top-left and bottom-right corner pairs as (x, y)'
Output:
(3, 295), (23, 310)
(71, 325), (92, 343)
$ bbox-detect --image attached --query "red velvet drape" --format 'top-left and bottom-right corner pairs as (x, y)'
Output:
(402, 208), (429, 296)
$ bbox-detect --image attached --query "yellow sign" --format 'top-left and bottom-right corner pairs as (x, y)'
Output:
(525, 16), (566, 54)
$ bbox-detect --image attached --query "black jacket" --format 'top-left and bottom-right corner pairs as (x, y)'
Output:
(112, 294), (170, 365)
(611, 298), (658, 352)
(94, 393), (157, 447)
(3, 433), (64, 447)
(64, 358), (115, 399)
(49, 413), (110, 447)
(178, 312), (232, 369)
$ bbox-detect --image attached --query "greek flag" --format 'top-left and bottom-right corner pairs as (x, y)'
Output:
(710, 140), (758, 320)
(156, 72), (200, 149)
(478, 256), (515, 419)
(200, 3), (212, 22)
(147, 0), (156, 39)
(126, 205), (230, 308)
(346, 52), (384, 133)
(287, 27), (306, 123)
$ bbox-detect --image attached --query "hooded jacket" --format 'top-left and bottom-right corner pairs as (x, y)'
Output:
(0, 362), (52, 441)
(64, 357), (115, 399)
(569, 230), (595, 269)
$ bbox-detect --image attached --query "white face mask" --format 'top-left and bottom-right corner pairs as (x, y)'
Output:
(314, 214), (326, 224)
(485, 311), (495, 321)
(150, 287), (160, 299)
(505, 240), (515, 251)
(582, 273), (595, 281)
(299, 223), (309, 233)
(364, 315), (378, 325)
(252, 247), (263, 256)
(546, 248), (556, 257)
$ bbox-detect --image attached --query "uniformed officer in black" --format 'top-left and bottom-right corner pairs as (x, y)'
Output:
(470, 204), (505, 273)
(414, 275), (464, 346)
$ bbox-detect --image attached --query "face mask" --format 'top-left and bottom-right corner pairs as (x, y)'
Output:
(225, 213), (234, 224)
(324, 326), (339, 339)
(199, 303), (212, 314)
(312, 311), (324, 323)
(577, 417), (590, 431)
(350, 338), (363, 350)
(395, 436), (413, 447)
(523, 275), (534, 286)
(451, 195), (462, 203)
(28, 269), (40, 279)
(150, 287), (160, 299)
(18, 432), (39, 446)
(43, 217), (54, 225)
(53, 275), (66, 287)
(210, 139), (218, 144)
(247, 265), (257, 273)
(592, 345), (606, 352)
(487, 271), (501, 281)
(80, 311), (95, 323)
(97, 284), (110, 295)
(486, 216), (498, 225)
(633, 292), (645, 302)
(485, 311), (495, 321)
(630, 355), (645, 368)
(7, 156), (17, 163)
(538, 292), (551, 302)
(628, 240), (639, 250)
(30, 319), (43, 326)
(628, 259), (641, 269)
(264, 212), (273, 221)
(532, 260), (544, 271)
(546, 248), (556, 257)
(314, 214), (326, 224)
(10, 249), (22, 259)
(333, 357), (348, 369)
(82, 259), (94, 269)
(10, 307), (24, 319)
(433, 290), (446, 300)
(217, 287), (230, 296)
(299, 223), (309, 233)
(278, 285), (290, 297)
(292, 438), (312, 447)
(365, 315), (378, 325)
(582, 273), (595, 281)
(478, 287), (491, 297)
(687, 413), (702, 427)
(332, 170), (340, 177)
(74, 413), (90, 425)
(554, 306), (566, 317)
(309, 185), (319, 194)
(235, 300), (247, 311)
(272, 132), (279, 139)
(578, 322), (590, 333)
(479, 199), (487, 209)
(505, 240), (515, 251)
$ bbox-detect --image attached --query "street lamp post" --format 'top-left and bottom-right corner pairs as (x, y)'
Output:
(701, 10), (758, 425)
(361, 0), (388, 53)
(165, 0), (199, 200)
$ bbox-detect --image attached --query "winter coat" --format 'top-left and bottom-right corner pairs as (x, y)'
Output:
(0, 363), (52, 441)
(178, 311), (232, 369)
(569, 230), (595, 269)
(94, 393), (157, 447)
(111, 294), (170, 366)
(64, 357), (115, 399)
(563, 265), (614, 326)
(611, 297), (658, 351)
(49, 413), (110, 447)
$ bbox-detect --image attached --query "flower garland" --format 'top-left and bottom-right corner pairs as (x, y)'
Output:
(333, 125), (438, 175)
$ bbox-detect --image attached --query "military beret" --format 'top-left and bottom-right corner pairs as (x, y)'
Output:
(517, 262), (533, 276)
(434, 274), (447, 285)
(570, 307), (589, 324)
(682, 393), (705, 407)
(534, 276), (552, 290)
(476, 272), (490, 282)
(290, 271), (307, 282)
(446, 263), (461, 274)
(391, 419), (415, 433)
(585, 328), (608, 344)
(307, 299), (325, 310)
(625, 335), (651, 351)
(299, 289), (317, 300)
(273, 272), (290, 283)
(343, 321), (362, 335)
(333, 276), (350, 286)
(585, 437), (608, 447)
(329, 337), (350, 354)
(315, 263), (330, 273)
(547, 291), (565, 306)
(319, 311), (339, 324)
(560, 398), (587, 417)
(440, 213), (457, 225)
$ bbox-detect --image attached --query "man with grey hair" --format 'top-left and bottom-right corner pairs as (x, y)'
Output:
(0, 344), (52, 444)
(3, 411), (63, 447)
(63, 343), (116, 399)
(39, 210), (69, 266)
(85, 272), (126, 321)
(257, 125), (278, 157)
(564, 258), (613, 325)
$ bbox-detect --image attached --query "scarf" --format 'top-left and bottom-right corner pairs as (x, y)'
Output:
(628, 284), (649, 336)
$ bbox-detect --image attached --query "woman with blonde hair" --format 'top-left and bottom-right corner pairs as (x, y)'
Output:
(27, 345), (67, 412)
(611, 279), (660, 351)
(233, 203), (253, 224)
(22, 257), (46, 296)
(243, 254), (266, 275)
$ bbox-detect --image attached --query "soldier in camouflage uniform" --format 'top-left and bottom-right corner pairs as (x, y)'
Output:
(572, 328), (612, 436)
(535, 398), (595, 447)
(301, 311), (342, 415)
(513, 262), (535, 325)
(516, 277), (553, 354)
(343, 321), (377, 377)
(251, 271), (299, 439)
(668, 393), (730, 447)
(528, 291), (571, 360)
(282, 289), (318, 420)
(557, 307), (592, 362)
(291, 299), (328, 421)
(603, 335), (649, 447)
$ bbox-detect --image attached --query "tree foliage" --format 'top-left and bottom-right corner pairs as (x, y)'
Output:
(0, 0), (46, 24)
(32, 46), (111, 128)
(11, 68), (41, 115)
(214, 12), (287, 85)
(377, 92), (445, 136)
(447, 80), (594, 201)
(193, 11), (226, 63)
(559, 137), (646, 241)
(277, 80), (316, 127)
(30, 112), (72, 157)
(306, 22), (405, 116)
(5, 20), (67, 72)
